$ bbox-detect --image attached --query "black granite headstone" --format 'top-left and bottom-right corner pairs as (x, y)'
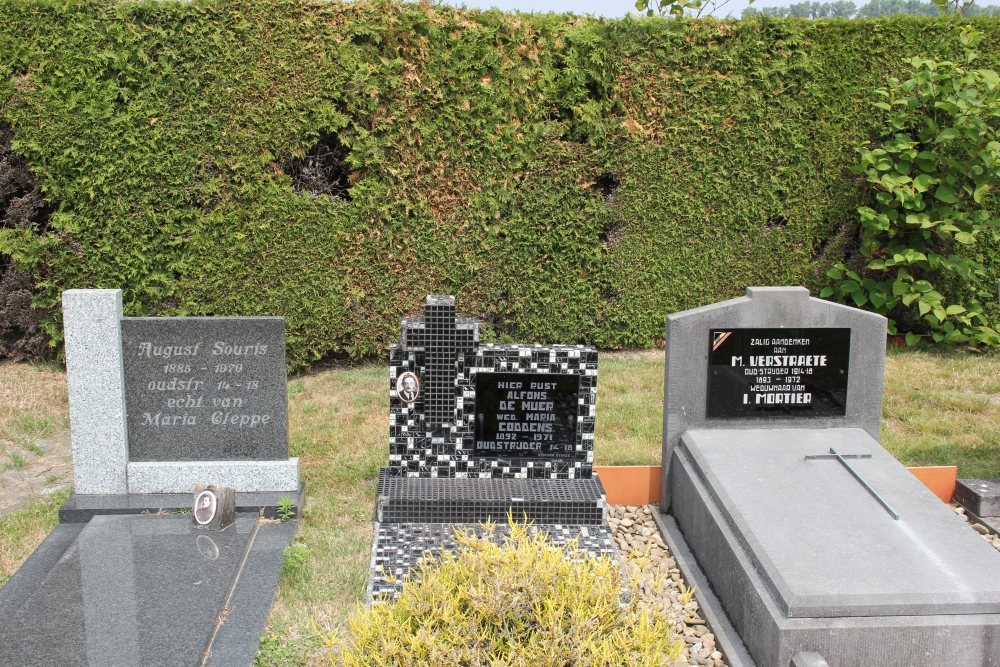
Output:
(121, 317), (288, 461)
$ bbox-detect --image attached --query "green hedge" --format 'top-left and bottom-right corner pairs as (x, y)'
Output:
(1, 0), (997, 367)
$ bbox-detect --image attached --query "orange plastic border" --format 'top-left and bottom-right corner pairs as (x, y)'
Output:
(907, 465), (957, 503)
(596, 464), (957, 505)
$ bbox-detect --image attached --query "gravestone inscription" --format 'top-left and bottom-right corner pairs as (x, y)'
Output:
(706, 327), (850, 418)
(122, 317), (288, 461)
(473, 372), (580, 459)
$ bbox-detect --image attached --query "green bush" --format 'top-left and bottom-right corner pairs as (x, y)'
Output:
(822, 25), (1000, 346)
(333, 519), (684, 666)
(1, 1), (998, 366)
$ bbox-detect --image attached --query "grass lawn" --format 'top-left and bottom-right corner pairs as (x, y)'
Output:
(0, 348), (997, 665)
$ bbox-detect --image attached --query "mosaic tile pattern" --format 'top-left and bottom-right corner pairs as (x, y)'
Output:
(375, 468), (607, 525)
(388, 296), (598, 479)
(367, 522), (618, 602)
(372, 295), (614, 602)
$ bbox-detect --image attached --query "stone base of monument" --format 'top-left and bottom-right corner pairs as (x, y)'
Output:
(367, 468), (615, 601)
(58, 483), (306, 522)
(1, 498), (301, 665)
(668, 428), (1000, 667)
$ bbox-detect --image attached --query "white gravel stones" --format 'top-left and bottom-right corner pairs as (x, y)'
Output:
(609, 504), (727, 667)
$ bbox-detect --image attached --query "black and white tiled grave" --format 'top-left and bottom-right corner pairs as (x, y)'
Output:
(370, 295), (615, 601)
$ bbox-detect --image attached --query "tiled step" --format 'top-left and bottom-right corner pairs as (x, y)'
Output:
(375, 468), (607, 525)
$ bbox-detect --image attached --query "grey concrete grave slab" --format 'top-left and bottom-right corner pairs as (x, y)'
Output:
(669, 427), (1000, 666)
(676, 427), (1000, 617)
(0, 514), (296, 666)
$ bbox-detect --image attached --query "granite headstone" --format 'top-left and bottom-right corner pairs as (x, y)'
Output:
(122, 317), (288, 461)
(61, 289), (299, 494)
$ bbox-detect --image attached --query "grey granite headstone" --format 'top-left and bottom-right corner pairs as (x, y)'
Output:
(122, 317), (288, 461)
(662, 286), (886, 510)
(63, 290), (129, 494)
(61, 289), (298, 494)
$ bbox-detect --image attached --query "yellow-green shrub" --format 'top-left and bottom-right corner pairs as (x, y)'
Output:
(333, 520), (685, 666)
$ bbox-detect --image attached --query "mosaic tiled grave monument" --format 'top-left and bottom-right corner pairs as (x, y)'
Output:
(0, 289), (301, 666)
(658, 287), (1000, 667)
(369, 295), (615, 600)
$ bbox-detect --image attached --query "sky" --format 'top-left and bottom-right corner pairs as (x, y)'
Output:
(438, 0), (999, 18)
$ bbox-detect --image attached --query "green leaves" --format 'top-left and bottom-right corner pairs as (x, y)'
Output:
(823, 28), (1000, 348)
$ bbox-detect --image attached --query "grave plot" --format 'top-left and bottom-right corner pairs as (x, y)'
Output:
(368, 295), (617, 600)
(0, 289), (302, 666)
(661, 287), (1000, 667)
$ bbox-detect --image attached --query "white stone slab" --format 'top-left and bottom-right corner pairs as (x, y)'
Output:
(63, 289), (128, 494)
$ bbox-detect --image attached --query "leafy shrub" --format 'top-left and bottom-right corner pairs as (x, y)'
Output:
(822, 26), (1000, 346)
(333, 519), (684, 666)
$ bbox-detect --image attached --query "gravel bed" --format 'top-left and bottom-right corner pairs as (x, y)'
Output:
(609, 505), (726, 667)
(952, 504), (1000, 552)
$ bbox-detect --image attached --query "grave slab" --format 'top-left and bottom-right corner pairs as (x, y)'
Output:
(0, 514), (295, 666)
(670, 427), (1000, 665)
(676, 427), (1000, 617)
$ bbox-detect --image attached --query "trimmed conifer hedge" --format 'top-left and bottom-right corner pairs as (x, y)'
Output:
(1, 0), (997, 367)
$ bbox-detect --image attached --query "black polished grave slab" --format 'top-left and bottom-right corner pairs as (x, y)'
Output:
(0, 514), (296, 666)
(122, 317), (288, 461)
(368, 522), (617, 602)
(376, 469), (605, 525)
(707, 327), (850, 419)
